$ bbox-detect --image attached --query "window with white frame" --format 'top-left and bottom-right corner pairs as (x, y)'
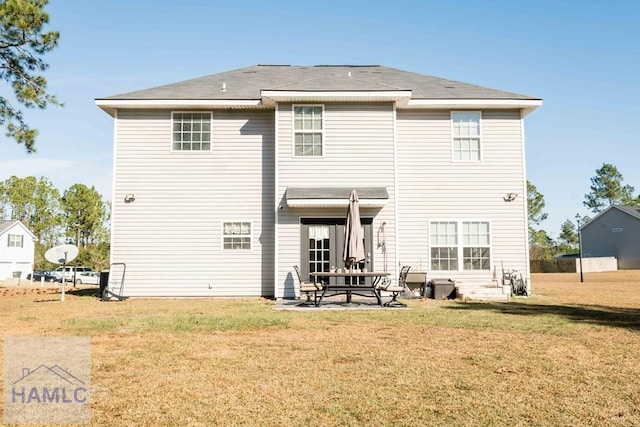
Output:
(430, 222), (458, 271)
(7, 234), (23, 248)
(172, 112), (212, 151)
(430, 221), (490, 271)
(452, 112), (481, 161)
(223, 222), (251, 250)
(293, 105), (323, 156)
(462, 221), (490, 270)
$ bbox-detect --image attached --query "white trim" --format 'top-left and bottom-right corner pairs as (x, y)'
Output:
(170, 111), (213, 152)
(286, 198), (388, 208)
(406, 99), (542, 109)
(96, 97), (542, 116)
(274, 106), (280, 298)
(97, 99), (261, 109)
(221, 221), (253, 252)
(292, 104), (324, 158)
(451, 111), (482, 163)
(520, 112), (531, 289)
(0, 221), (36, 240)
(262, 90), (412, 105)
(110, 109), (118, 266)
(392, 103), (400, 279)
(96, 99), (262, 106)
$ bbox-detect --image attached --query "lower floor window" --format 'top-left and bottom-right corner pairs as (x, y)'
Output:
(431, 247), (458, 271)
(430, 220), (490, 271)
(463, 247), (490, 270)
(223, 222), (251, 250)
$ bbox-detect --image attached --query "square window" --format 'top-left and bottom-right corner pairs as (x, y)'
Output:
(223, 222), (251, 251)
(7, 234), (23, 248)
(172, 112), (212, 151)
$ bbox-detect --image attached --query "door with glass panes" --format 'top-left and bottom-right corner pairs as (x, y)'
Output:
(300, 218), (373, 286)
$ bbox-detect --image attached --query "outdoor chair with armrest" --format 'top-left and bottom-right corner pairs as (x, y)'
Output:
(293, 265), (324, 305)
(377, 265), (411, 307)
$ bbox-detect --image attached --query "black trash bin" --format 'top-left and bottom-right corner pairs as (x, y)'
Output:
(99, 271), (110, 298)
(429, 279), (456, 299)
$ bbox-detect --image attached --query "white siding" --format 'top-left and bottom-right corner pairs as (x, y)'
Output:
(111, 109), (274, 296)
(0, 223), (35, 280)
(275, 103), (397, 298)
(396, 109), (528, 283)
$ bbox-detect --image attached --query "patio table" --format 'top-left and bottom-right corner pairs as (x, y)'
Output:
(310, 271), (390, 307)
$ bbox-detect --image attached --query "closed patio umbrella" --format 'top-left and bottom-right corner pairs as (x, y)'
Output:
(343, 190), (365, 269)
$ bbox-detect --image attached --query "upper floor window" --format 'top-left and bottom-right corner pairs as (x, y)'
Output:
(8, 234), (23, 248)
(172, 112), (211, 151)
(223, 222), (252, 250)
(430, 220), (491, 271)
(293, 105), (323, 156)
(452, 112), (481, 161)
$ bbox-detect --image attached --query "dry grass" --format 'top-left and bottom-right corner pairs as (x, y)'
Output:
(1, 272), (640, 426)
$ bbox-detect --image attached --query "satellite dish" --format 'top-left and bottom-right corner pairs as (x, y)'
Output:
(45, 244), (79, 264)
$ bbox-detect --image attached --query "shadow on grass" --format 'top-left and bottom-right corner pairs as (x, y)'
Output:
(66, 287), (101, 298)
(446, 301), (640, 331)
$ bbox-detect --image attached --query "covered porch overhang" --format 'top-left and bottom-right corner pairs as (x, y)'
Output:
(285, 187), (389, 208)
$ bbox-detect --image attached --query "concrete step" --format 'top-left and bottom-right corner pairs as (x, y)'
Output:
(455, 284), (510, 302)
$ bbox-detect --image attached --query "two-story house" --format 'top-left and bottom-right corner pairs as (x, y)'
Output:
(0, 220), (36, 281)
(96, 65), (541, 298)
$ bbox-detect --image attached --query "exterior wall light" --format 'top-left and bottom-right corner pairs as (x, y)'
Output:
(124, 194), (136, 203)
(503, 193), (518, 202)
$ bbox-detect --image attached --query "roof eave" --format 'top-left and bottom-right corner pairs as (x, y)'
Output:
(95, 96), (543, 116)
(260, 90), (413, 106)
(94, 99), (266, 116)
(404, 99), (543, 115)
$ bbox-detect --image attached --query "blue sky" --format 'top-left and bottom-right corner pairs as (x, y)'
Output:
(0, 0), (638, 237)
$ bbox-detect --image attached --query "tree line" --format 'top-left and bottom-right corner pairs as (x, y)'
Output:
(0, 176), (110, 271)
(528, 163), (639, 260)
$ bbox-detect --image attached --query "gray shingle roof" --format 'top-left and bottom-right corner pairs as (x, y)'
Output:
(613, 205), (640, 220)
(98, 65), (539, 101)
(286, 187), (389, 200)
(0, 220), (20, 235)
(581, 205), (640, 231)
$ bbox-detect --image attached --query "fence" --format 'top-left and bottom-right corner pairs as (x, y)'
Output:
(530, 259), (576, 273)
(530, 257), (618, 273)
(576, 257), (617, 273)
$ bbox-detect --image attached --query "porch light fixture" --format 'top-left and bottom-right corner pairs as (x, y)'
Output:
(503, 193), (518, 202)
(124, 194), (136, 203)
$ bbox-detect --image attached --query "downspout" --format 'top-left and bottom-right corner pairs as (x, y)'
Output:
(520, 109), (531, 294)
(109, 109), (118, 266)
(392, 103), (400, 280)
(274, 105), (280, 298)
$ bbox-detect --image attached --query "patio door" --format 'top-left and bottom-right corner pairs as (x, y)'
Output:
(300, 218), (373, 285)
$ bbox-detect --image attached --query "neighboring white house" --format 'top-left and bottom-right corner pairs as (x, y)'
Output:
(96, 64), (542, 297)
(0, 220), (36, 281)
(580, 205), (640, 269)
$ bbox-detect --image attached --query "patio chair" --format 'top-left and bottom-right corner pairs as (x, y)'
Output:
(293, 265), (324, 305)
(378, 265), (411, 307)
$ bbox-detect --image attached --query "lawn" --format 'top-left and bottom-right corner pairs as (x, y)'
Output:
(1, 271), (640, 426)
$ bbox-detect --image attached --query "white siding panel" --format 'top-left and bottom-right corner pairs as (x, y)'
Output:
(112, 109), (274, 296)
(396, 109), (528, 283)
(0, 224), (35, 280)
(275, 103), (398, 297)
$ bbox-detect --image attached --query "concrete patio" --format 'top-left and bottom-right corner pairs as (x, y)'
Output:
(273, 294), (412, 310)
